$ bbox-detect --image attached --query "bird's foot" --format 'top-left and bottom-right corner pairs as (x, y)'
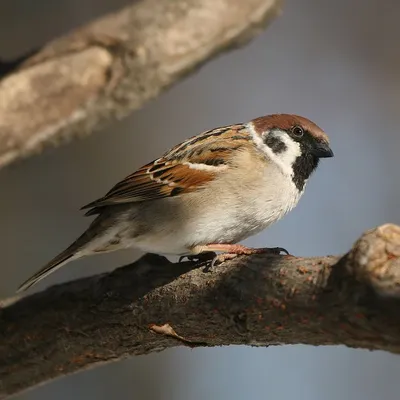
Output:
(204, 252), (239, 272)
(204, 244), (290, 271)
(200, 243), (290, 257)
(178, 251), (216, 264)
(181, 244), (290, 272)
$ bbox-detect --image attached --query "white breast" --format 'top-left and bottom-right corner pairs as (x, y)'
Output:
(190, 160), (302, 245)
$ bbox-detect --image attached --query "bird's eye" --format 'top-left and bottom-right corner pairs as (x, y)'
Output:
(291, 126), (304, 137)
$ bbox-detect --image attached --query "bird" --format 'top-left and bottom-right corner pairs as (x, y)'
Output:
(17, 113), (333, 292)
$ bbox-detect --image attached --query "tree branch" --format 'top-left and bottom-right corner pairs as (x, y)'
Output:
(0, 0), (282, 170)
(1, 224), (400, 398)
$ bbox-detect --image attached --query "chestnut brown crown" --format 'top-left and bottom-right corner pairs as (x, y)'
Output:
(252, 114), (329, 142)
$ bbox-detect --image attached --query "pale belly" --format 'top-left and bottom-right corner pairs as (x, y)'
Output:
(129, 174), (303, 255)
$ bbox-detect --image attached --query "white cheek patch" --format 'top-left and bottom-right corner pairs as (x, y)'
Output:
(247, 123), (301, 177)
(272, 129), (301, 169)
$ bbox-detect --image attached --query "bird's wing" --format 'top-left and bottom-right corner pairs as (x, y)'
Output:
(81, 124), (250, 215)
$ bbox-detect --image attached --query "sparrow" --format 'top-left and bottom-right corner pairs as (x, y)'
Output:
(17, 114), (333, 292)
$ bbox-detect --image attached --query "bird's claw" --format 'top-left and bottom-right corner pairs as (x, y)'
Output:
(178, 252), (224, 273)
(202, 253), (238, 272)
(265, 247), (290, 256)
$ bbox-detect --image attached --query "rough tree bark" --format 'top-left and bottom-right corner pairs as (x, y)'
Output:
(0, 0), (282, 170)
(1, 223), (400, 399)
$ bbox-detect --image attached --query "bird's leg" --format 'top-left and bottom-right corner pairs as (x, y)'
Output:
(196, 243), (290, 271)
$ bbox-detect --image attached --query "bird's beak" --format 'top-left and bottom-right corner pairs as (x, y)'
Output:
(311, 141), (334, 158)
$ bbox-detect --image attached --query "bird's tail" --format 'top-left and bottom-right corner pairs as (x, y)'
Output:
(16, 243), (81, 293)
(17, 216), (104, 293)
(17, 210), (121, 293)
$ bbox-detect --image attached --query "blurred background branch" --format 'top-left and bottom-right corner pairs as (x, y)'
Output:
(0, 0), (281, 171)
(2, 223), (400, 399)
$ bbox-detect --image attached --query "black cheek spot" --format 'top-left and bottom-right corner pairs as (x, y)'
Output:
(264, 136), (287, 154)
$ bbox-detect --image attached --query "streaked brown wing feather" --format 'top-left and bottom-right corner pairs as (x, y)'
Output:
(81, 124), (250, 215)
(81, 161), (215, 215)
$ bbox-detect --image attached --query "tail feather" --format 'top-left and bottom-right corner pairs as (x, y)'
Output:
(16, 247), (78, 293)
(17, 212), (117, 293)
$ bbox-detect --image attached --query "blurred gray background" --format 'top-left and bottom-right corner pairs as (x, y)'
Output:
(1, 0), (400, 399)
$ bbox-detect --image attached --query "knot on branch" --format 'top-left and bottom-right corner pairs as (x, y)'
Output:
(348, 224), (400, 297)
